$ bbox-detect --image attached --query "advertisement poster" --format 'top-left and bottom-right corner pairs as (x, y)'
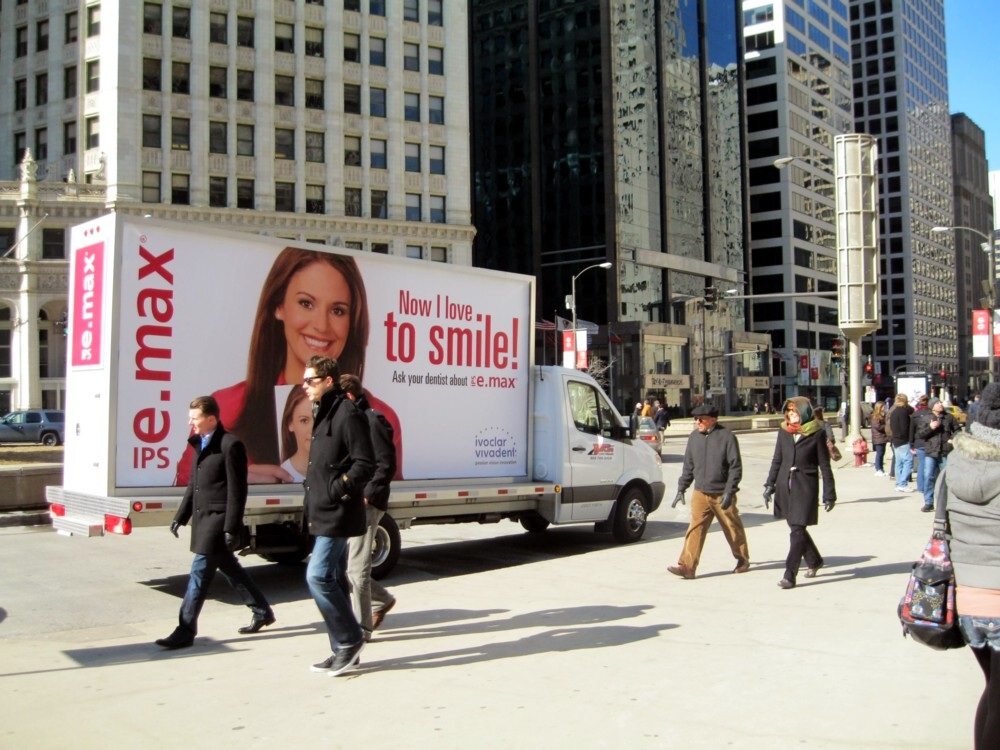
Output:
(68, 218), (533, 488)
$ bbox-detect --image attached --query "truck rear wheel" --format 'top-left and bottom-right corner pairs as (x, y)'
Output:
(519, 512), (550, 533)
(372, 513), (401, 580)
(612, 487), (648, 543)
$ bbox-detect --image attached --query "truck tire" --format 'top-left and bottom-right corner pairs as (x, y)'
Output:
(372, 513), (401, 580)
(611, 487), (648, 543)
(519, 512), (550, 533)
(41, 432), (60, 446)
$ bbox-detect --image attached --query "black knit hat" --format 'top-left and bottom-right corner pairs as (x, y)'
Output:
(977, 383), (1000, 429)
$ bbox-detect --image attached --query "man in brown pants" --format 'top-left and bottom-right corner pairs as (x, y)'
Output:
(667, 403), (750, 579)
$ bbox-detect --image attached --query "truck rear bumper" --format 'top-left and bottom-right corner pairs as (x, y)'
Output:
(46, 486), (134, 537)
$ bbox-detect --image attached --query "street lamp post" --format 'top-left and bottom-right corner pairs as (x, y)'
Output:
(570, 261), (612, 370)
(933, 225), (995, 385)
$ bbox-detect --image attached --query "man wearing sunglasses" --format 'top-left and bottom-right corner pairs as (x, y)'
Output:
(301, 355), (375, 677)
(667, 403), (749, 579)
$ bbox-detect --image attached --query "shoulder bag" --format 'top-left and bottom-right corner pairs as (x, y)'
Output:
(897, 469), (965, 650)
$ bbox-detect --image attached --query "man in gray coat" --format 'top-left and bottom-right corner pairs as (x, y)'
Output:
(156, 396), (275, 650)
(667, 403), (749, 579)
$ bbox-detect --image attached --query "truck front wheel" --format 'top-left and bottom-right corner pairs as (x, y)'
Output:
(612, 487), (648, 543)
(371, 513), (401, 580)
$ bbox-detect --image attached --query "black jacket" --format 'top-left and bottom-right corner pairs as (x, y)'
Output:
(888, 404), (913, 448)
(918, 411), (959, 458)
(173, 426), (247, 556)
(303, 388), (375, 538)
(766, 428), (836, 527)
(355, 393), (396, 511)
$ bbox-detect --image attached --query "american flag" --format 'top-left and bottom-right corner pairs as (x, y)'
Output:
(536, 319), (556, 331)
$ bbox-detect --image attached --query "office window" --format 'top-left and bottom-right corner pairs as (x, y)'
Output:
(13, 132), (26, 166)
(142, 171), (161, 202)
(236, 124), (254, 156)
(371, 243), (389, 254)
(305, 27), (323, 57)
(275, 182), (295, 212)
(428, 0), (443, 25)
(306, 185), (325, 214)
(345, 33), (360, 62)
(344, 136), (361, 166)
(305, 0), (324, 5)
(428, 47), (443, 75)
(65, 11), (79, 43)
(345, 0), (360, 9)
(209, 176), (227, 207)
(404, 43), (419, 72)
(236, 70), (254, 101)
(86, 61), (100, 93)
(142, 114), (161, 148)
(210, 12), (227, 43)
(275, 23), (294, 53)
(171, 118), (190, 151)
(275, 75), (294, 106)
(209, 121), (226, 154)
(370, 37), (386, 66)
(404, 0), (419, 21)
(236, 16), (254, 47)
(42, 229), (66, 260)
(345, 188), (362, 217)
(371, 139), (387, 169)
(370, 88), (387, 118)
(430, 246), (446, 263)
(345, 84), (361, 114)
(404, 92), (420, 121)
(209, 67), (227, 98)
(172, 62), (190, 94)
(305, 78), (324, 109)
(87, 6), (101, 37)
(14, 80), (26, 111)
(429, 96), (444, 124)
(36, 20), (49, 52)
(171, 174), (190, 205)
(15, 27), (28, 57)
(143, 3), (162, 34)
(64, 66), (77, 98)
(34, 128), (48, 161)
(430, 195), (445, 223)
(405, 143), (420, 172)
(406, 193), (421, 221)
(406, 245), (422, 259)
(35, 74), (48, 106)
(63, 121), (77, 153)
(371, 190), (388, 219)
(370, 1), (386, 16)
(275, 129), (295, 160)
(306, 131), (324, 163)
(143, 58), (161, 91)
(172, 7), (191, 39)
(429, 145), (444, 174)
(236, 179), (254, 209)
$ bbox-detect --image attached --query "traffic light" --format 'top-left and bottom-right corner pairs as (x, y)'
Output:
(703, 286), (718, 310)
(831, 339), (843, 367)
(864, 358), (873, 375)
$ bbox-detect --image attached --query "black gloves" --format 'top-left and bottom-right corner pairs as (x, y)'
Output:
(333, 473), (352, 501)
(720, 493), (734, 511)
(763, 485), (775, 509)
(169, 521), (180, 538)
(823, 498), (836, 512)
(224, 531), (239, 551)
(671, 491), (686, 508)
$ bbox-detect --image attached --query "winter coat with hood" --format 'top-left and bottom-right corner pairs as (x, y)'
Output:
(945, 425), (1000, 591)
(765, 398), (837, 527)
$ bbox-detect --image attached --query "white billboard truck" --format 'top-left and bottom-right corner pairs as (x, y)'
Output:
(46, 216), (665, 576)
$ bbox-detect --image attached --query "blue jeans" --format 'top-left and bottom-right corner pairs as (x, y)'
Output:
(178, 551), (272, 637)
(894, 444), (913, 489)
(306, 535), (363, 652)
(922, 454), (944, 509)
(874, 443), (886, 472)
(915, 447), (927, 492)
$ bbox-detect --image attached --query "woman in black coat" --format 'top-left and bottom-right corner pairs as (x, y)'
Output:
(764, 397), (837, 589)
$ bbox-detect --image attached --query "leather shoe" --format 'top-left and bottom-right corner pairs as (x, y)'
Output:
(777, 578), (795, 589)
(667, 564), (696, 580)
(804, 561), (824, 578)
(238, 612), (276, 635)
(371, 598), (396, 631)
(155, 630), (194, 649)
(733, 559), (750, 574)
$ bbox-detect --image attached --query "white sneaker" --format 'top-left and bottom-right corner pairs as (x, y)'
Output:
(874, 471), (885, 477)
(893, 485), (910, 493)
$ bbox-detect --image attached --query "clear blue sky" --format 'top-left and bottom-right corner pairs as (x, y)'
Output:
(946, 0), (1000, 168)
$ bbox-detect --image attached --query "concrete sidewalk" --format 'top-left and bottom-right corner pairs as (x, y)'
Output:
(0, 432), (983, 749)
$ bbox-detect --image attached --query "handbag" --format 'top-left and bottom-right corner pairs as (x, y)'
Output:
(826, 438), (843, 462)
(897, 469), (965, 650)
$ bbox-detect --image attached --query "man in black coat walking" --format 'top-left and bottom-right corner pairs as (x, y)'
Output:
(302, 356), (375, 677)
(156, 396), (275, 650)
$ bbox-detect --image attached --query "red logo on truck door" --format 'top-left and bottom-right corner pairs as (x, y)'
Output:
(71, 241), (104, 368)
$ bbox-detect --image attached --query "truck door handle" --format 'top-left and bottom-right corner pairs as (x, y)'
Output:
(572, 446), (587, 452)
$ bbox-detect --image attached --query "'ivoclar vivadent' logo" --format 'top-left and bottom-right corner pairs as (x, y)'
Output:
(472, 427), (519, 466)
